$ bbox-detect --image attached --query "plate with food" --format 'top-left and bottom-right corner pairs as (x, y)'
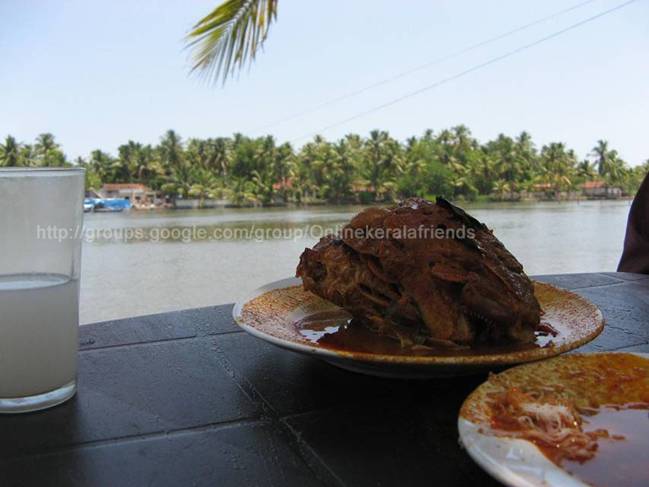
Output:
(233, 197), (604, 378)
(458, 352), (649, 487)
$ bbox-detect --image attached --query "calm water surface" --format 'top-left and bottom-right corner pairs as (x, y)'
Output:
(81, 200), (632, 324)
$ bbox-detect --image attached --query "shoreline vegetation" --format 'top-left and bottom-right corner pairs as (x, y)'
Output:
(1, 127), (647, 208)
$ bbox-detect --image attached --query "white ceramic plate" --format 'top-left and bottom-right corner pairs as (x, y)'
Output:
(458, 352), (649, 487)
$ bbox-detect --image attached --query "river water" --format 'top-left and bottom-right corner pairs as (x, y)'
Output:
(80, 200), (632, 324)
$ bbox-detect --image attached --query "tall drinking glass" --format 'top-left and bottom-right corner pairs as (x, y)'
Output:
(0, 168), (84, 413)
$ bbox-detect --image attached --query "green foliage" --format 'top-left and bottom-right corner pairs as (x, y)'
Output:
(77, 156), (103, 190)
(398, 135), (452, 198)
(2, 128), (645, 204)
(0, 136), (21, 167)
(187, 0), (278, 84)
(1, 133), (68, 168)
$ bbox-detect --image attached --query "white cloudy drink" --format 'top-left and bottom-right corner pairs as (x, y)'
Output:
(0, 168), (84, 412)
(0, 274), (79, 398)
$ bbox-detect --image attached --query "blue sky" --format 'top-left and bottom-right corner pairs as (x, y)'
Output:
(1, 0), (647, 164)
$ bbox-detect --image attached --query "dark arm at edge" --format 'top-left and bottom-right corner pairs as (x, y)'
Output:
(618, 171), (649, 274)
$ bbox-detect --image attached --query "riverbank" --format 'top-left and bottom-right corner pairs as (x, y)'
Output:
(137, 191), (633, 211)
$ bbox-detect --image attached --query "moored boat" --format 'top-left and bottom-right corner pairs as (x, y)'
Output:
(85, 198), (131, 213)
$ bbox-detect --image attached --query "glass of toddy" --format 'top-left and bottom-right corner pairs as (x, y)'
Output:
(0, 168), (84, 413)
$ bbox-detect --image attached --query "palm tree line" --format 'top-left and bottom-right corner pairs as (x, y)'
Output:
(1, 127), (646, 206)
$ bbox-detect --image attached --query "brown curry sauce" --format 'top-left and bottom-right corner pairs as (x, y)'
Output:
(296, 313), (551, 357)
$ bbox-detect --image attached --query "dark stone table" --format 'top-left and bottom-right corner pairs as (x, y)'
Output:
(1, 273), (648, 487)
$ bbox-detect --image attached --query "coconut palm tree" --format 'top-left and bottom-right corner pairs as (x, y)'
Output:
(320, 140), (355, 203)
(492, 179), (512, 200)
(399, 135), (452, 198)
(88, 150), (117, 183)
(245, 135), (287, 204)
(449, 170), (478, 200)
(539, 143), (576, 194)
(398, 142), (427, 197)
(514, 131), (537, 181)
(187, 167), (225, 207)
(576, 160), (596, 180)
(159, 130), (185, 173)
(187, 137), (231, 177)
(591, 140), (613, 176)
(0, 136), (21, 167)
(19, 144), (36, 167)
(116, 141), (140, 182)
(590, 140), (630, 184)
(34, 133), (56, 156)
(77, 156), (103, 189)
(187, 0), (278, 84)
(471, 151), (497, 195)
(604, 156), (627, 185)
(362, 130), (402, 201)
(485, 134), (520, 191)
(451, 125), (476, 161)
(226, 176), (259, 206)
(34, 133), (67, 167)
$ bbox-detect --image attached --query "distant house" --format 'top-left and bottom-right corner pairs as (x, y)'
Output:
(528, 183), (555, 200)
(351, 180), (375, 193)
(272, 178), (294, 192)
(100, 183), (155, 203)
(582, 180), (622, 199)
(531, 183), (553, 192)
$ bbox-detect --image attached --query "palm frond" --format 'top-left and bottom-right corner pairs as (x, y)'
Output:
(186, 0), (278, 84)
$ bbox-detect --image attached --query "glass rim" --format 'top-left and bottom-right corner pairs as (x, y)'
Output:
(0, 167), (85, 177)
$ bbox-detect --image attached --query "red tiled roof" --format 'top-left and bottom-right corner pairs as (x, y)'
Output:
(272, 179), (294, 191)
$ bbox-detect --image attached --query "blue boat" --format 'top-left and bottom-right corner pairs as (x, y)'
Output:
(84, 198), (131, 213)
(83, 199), (95, 212)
